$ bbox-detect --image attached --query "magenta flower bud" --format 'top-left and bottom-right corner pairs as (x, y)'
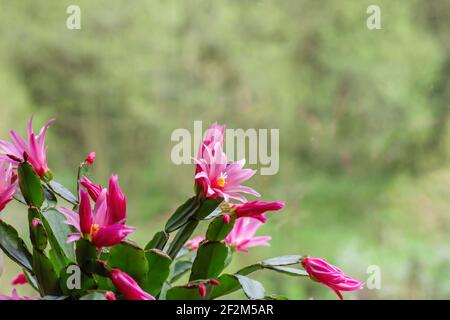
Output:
(301, 257), (364, 300)
(85, 152), (96, 165)
(78, 189), (93, 235)
(31, 218), (41, 228)
(231, 201), (284, 223)
(222, 213), (231, 224)
(198, 283), (207, 298)
(110, 269), (155, 300)
(209, 279), (220, 286)
(80, 176), (102, 202)
(107, 175), (127, 223)
(11, 273), (28, 286)
(105, 291), (117, 301)
(0, 117), (54, 177)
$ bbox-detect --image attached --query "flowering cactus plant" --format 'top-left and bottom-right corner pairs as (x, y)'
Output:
(0, 118), (363, 300)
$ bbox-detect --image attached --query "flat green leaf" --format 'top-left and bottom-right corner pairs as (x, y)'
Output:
(18, 162), (44, 208)
(145, 231), (169, 250)
(43, 184), (57, 208)
(208, 274), (240, 299)
(262, 255), (302, 267)
(48, 180), (78, 205)
(59, 263), (97, 296)
(42, 209), (75, 262)
(76, 238), (98, 268)
(235, 275), (265, 300)
(0, 220), (33, 272)
(13, 187), (27, 205)
(108, 241), (148, 286)
(206, 215), (235, 241)
(33, 248), (62, 296)
(203, 207), (223, 220)
(190, 242), (230, 281)
(80, 292), (107, 300)
(264, 265), (308, 277)
(165, 286), (203, 300)
(144, 249), (172, 295)
(165, 197), (200, 233)
(194, 197), (222, 220)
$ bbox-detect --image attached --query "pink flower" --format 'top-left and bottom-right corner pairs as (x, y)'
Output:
(105, 291), (117, 301)
(301, 257), (364, 300)
(231, 201), (284, 223)
(194, 139), (260, 203)
(80, 176), (102, 201)
(196, 123), (225, 165)
(0, 116), (54, 177)
(85, 152), (96, 165)
(59, 176), (134, 247)
(225, 218), (271, 253)
(0, 289), (37, 300)
(0, 161), (17, 212)
(110, 269), (155, 300)
(11, 273), (28, 286)
(185, 236), (205, 250)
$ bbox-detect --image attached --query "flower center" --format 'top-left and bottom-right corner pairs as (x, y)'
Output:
(216, 173), (227, 188)
(90, 223), (100, 235)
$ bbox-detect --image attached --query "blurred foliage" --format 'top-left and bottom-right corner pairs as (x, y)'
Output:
(0, 0), (449, 299)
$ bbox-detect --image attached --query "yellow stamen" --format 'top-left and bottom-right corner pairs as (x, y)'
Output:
(217, 176), (226, 187)
(90, 223), (100, 235)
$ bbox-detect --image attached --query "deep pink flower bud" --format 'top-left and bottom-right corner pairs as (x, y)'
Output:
(85, 152), (96, 165)
(232, 201), (284, 223)
(209, 279), (220, 286)
(198, 283), (207, 298)
(31, 218), (41, 228)
(11, 273), (28, 286)
(80, 176), (102, 202)
(301, 257), (364, 300)
(105, 291), (116, 301)
(110, 269), (155, 300)
(79, 189), (93, 235)
(222, 213), (231, 224)
(107, 175), (127, 223)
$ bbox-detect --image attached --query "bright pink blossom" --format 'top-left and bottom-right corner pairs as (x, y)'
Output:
(0, 289), (37, 300)
(194, 141), (259, 203)
(231, 201), (284, 223)
(196, 123), (225, 165)
(301, 257), (364, 300)
(11, 273), (28, 286)
(225, 218), (271, 253)
(110, 269), (155, 300)
(59, 176), (134, 247)
(0, 161), (17, 212)
(85, 152), (96, 165)
(185, 236), (205, 250)
(0, 117), (54, 177)
(80, 176), (102, 201)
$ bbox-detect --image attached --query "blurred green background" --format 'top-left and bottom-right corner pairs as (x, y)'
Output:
(0, 0), (449, 299)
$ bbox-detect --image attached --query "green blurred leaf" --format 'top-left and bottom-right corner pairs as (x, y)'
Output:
(33, 248), (62, 296)
(144, 249), (172, 295)
(42, 209), (75, 262)
(108, 241), (148, 285)
(208, 274), (240, 299)
(43, 184), (57, 208)
(165, 286), (203, 300)
(79, 292), (107, 300)
(18, 162), (44, 208)
(206, 215), (235, 241)
(0, 220), (33, 272)
(235, 275), (265, 300)
(76, 238), (97, 268)
(262, 255), (302, 267)
(170, 260), (192, 284)
(165, 196), (200, 233)
(145, 230), (169, 250)
(190, 241), (230, 281)
(48, 180), (78, 205)
(264, 265), (308, 277)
